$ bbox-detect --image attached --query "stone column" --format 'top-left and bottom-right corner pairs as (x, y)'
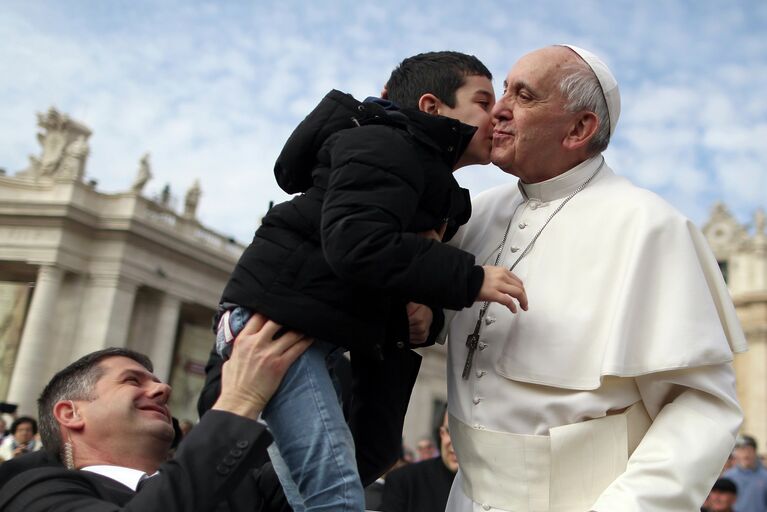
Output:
(148, 293), (181, 381)
(74, 275), (138, 355)
(7, 265), (64, 412)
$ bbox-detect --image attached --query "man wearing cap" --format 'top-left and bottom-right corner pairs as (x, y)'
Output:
(723, 435), (767, 511)
(442, 45), (745, 511)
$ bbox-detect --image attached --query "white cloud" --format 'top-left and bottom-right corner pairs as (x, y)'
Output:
(1, 0), (765, 242)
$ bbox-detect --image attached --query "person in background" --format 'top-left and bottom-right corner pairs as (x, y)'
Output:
(723, 435), (767, 511)
(0, 417), (42, 461)
(415, 437), (438, 461)
(381, 408), (457, 512)
(703, 477), (738, 512)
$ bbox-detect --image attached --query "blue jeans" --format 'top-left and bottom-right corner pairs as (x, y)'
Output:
(216, 307), (364, 512)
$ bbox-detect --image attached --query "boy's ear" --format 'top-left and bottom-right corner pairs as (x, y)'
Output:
(417, 93), (442, 115)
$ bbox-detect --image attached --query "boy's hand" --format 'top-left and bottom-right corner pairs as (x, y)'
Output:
(406, 302), (433, 345)
(478, 266), (528, 313)
(212, 314), (312, 420)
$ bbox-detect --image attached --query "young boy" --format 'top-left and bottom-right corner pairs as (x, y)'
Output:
(216, 52), (527, 512)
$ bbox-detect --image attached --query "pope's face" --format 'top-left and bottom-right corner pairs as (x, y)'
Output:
(438, 74), (496, 167)
(76, 356), (174, 452)
(491, 47), (577, 182)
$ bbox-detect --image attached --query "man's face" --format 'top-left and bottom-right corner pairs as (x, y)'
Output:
(13, 422), (34, 444)
(76, 356), (174, 451)
(706, 490), (737, 512)
(735, 445), (758, 469)
(490, 47), (578, 182)
(439, 412), (458, 473)
(438, 74), (495, 167)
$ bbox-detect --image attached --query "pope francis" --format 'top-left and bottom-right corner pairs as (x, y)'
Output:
(443, 45), (746, 512)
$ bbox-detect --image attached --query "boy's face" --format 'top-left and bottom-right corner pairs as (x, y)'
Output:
(437, 75), (495, 168)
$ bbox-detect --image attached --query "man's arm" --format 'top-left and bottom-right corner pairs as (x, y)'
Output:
(591, 363), (742, 511)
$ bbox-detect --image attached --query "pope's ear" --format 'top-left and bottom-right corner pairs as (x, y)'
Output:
(53, 400), (85, 431)
(563, 111), (599, 151)
(417, 93), (442, 115)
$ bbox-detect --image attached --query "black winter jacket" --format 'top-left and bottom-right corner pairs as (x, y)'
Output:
(221, 90), (484, 358)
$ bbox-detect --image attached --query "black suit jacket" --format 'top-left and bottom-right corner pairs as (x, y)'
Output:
(0, 410), (272, 512)
(381, 457), (456, 512)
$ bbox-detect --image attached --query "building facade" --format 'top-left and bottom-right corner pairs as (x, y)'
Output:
(703, 203), (767, 447)
(0, 108), (243, 423)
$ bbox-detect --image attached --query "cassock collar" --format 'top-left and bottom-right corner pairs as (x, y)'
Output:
(518, 155), (604, 202)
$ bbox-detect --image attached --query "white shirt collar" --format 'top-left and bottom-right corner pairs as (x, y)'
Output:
(518, 155), (604, 202)
(81, 465), (157, 491)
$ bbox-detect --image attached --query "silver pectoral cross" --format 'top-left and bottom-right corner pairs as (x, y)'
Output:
(462, 318), (483, 380)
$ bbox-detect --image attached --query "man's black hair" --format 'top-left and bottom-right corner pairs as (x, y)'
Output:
(385, 51), (492, 110)
(37, 347), (153, 460)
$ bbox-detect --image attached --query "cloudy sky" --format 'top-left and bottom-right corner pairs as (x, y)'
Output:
(1, 0), (765, 242)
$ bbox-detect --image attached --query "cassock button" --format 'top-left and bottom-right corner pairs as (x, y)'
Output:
(510, 247), (519, 253)
(478, 342), (487, 351)
(518, 222), (527, 229)
(529, 202), (538, 210)
(484, 316), (495, 325)
(482, 504), (492, 511)
(236, 440), (249, 449)
(473, 397), (481, 405)
(396, 341), (405, 349)
(476, 370), (486, 378)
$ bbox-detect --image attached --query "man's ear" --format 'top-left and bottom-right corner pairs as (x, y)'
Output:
(54, 401), (85, 432)
(417, 93), (442, 115)
(380, 86), (389, 100)
(563, 111), (599, 151)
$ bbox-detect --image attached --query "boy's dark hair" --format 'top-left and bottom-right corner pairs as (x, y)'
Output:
(10, 416), (38, 436)
(37, 347), (153, 459)
(385, 51), (492, 110)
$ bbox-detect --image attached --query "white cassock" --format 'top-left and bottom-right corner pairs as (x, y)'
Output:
(443, 155), (746, 512)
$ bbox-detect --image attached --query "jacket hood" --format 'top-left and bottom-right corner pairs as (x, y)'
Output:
(274, 89), (477, 194)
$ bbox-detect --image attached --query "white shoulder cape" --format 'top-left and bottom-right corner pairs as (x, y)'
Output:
(451, 165), (746, 390)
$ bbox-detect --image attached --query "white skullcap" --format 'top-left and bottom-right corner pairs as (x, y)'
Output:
(559, 44), (620, 137)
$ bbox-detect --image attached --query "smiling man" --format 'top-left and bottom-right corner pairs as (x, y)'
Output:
(0, 314), (311, 512)
(443, 45), (747, 511)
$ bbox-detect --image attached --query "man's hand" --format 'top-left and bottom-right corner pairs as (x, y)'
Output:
(212, 314), (312, 421)
(406, 302), (433, 345)
(478, 266), (528, 313)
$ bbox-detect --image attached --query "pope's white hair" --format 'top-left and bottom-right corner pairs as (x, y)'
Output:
(559, 63), (610, 154)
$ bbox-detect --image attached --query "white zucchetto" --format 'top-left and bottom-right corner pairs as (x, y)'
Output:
(559, 44), (620, 137)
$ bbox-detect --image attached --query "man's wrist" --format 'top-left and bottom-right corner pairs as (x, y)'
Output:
(211, 394), (266, 421)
